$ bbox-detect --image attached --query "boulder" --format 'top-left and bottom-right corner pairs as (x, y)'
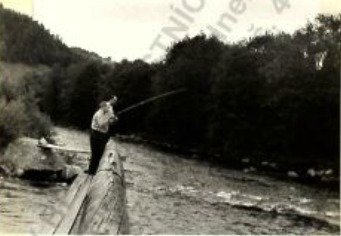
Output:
(261, 161), (269, 166)
(0, 137), (71, 181)
(307, 168), (316, 177)
(287, 171), (299, 178)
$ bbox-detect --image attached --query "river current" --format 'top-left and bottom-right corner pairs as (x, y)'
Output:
(0, 128), (339, 234)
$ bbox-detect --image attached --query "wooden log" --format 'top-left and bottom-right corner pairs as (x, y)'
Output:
(40, 173), (88, 234)
(51, 147), (128, 235)
(53, 175), (92, 234)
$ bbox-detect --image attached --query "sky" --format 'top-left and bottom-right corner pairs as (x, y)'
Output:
(1, 0), (340, 62)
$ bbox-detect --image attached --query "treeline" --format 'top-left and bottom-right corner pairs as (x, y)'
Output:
(0, 4), (81, 65)
(0, 8), (340, 170)
(38, 14), (340, 169)
(0, 6), (98, 147)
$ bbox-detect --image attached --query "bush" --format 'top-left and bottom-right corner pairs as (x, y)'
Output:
(0, 70), (53, 149)
(0, 98), (52, 148)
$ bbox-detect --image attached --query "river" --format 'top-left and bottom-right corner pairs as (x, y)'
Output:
(0, 127), (339, 234)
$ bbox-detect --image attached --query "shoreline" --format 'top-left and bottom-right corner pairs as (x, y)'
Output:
(114, 134), (340, 191)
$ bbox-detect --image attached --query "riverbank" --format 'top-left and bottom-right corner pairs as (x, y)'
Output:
(1, 130), (338, 189)
(115, 134), (339, 191)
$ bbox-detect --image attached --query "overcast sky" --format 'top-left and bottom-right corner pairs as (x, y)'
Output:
(1, 0), (340, 62)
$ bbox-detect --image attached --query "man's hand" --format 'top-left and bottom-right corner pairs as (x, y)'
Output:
(109, 116), (118, 123)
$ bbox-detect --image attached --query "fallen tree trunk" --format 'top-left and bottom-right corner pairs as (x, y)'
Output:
(52, 146), (128, 234)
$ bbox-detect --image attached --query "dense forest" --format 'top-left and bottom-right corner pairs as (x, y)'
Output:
(0, 5), (340, 173)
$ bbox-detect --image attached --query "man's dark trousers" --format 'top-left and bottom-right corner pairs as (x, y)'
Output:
(88, 129), (110, 175)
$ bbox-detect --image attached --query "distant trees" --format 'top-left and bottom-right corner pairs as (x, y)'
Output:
(100, 60), (155, 133)
(0, 4), (79, 65)
(147, 35), (224, 149)
(0, 5), (339, 170)
(38, 60), (155, 131)
(42, 14), (340, 169)
(208, 44), (264, 157)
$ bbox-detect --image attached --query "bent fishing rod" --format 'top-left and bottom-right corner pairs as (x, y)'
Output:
(115, 88), (186, 116)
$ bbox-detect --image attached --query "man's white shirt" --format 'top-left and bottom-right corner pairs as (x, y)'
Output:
(91, 103), (115, 133)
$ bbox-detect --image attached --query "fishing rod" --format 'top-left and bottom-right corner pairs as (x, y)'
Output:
(116, 88), (186, 116)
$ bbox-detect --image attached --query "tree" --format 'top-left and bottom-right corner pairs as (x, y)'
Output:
(60, 62), (102, 129)
(148, 34), (224, 149)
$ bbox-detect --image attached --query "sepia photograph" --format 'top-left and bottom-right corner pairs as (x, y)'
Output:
(0, 0), (340, 235)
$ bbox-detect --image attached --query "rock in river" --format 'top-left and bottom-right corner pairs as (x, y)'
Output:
(0, 137), (77, 182)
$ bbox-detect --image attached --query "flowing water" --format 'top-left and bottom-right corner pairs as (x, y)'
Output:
(0, 127), (339, 234)
(116, 141), (340, 235)
(0, 178), (67, 234)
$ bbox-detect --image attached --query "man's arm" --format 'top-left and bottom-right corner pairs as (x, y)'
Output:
(108, 110), (118, 123)
(91, 112), (100, 130)
(106, 98), (118, 123)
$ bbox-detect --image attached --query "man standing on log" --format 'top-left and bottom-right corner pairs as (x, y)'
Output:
(87, 96), (118, 175)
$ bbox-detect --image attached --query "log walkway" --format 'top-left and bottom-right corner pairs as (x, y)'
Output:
(48, 146), (128, 234)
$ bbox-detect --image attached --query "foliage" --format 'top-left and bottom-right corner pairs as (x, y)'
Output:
(41, 14), (339, 169)
(147, 35), (224, 148)
(0, 97), (52, 149)
(100, 59), (155, 133)
(0, 66), (53, 148)
(0, 4), (79, 65)
(1, 10), (339, 170)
